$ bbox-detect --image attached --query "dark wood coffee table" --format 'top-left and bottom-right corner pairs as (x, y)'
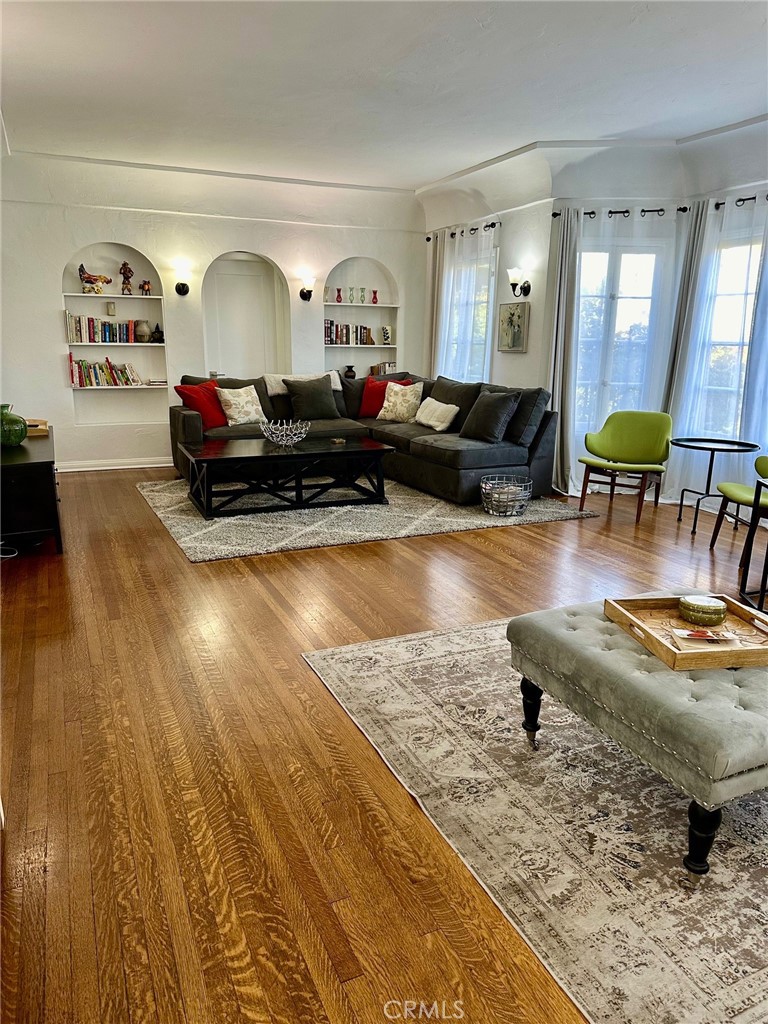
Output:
(178, 436), (394, 519)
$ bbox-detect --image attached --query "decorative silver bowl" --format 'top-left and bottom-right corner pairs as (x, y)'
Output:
(261, 419), (310, 446)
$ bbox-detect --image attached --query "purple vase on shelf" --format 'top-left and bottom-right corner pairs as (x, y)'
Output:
(371, 289), (378, 305)
(335, 288), (343, 303)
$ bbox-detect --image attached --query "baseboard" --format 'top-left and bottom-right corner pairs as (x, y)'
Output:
(57, 456), (174, 473)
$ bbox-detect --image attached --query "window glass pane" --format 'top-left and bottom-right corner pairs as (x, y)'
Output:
(618, 253), (655, 296)
(614, 298), (651, 340)
(710, 295), (746, 343)
(717, 245), (750, 293)
(706, 345), (741, 390)
(579, 252), (609, 295)
(578, 296), (606, 340)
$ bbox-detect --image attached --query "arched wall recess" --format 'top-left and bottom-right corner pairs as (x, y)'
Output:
(322, 256), (400, 377)
(62, 241), (169, 428)
(201, 251), (291, 379)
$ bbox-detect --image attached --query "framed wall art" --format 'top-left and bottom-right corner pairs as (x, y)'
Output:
(498, 301), (530, 353)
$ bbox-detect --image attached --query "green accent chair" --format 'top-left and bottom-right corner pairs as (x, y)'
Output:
(578, 411), (673, 524)
(709, 455), (768, 555)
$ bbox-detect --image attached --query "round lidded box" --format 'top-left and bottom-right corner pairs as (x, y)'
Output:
(678, 595), (727, 627)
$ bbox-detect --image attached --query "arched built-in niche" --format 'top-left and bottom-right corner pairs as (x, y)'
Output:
(62, 242), (169, 427)
(201, 251), (290, 379)
(323, 257), (399, 376)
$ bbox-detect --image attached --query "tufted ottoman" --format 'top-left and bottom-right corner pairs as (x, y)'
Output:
(506, 594), (768, 881)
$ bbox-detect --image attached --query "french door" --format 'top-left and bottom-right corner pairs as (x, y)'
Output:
(574, 245), (672, 444)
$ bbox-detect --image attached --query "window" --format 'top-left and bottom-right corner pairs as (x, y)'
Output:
(575, 245), (673, 440)
(437, 236), (498, 383)
(699, 239), (762, 436)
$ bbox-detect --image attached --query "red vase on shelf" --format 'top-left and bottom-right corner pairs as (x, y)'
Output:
(335, 288), (343, 303)
(371, 289), (379, 305)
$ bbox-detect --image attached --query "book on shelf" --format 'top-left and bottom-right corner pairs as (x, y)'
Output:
(323, 319), (375, 345)
(371, 360), (397, 375)
(64, 310), (146, 344)
(69, 352), (146, 387)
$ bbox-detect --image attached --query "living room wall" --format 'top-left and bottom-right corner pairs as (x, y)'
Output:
(1, 153), (427, 469)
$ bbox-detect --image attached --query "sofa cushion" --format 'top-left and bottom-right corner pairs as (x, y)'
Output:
(414, 396), (460, 433)
(180, 375), (274, 419)
(217, 385), (267, 426)
(507, 387), (551, 446)
(340, 377), (365, 418)
(377, 381), (423, 423)
(284, 376), (340, 420)
(174, 380), (228, 430)
(369, 422), (438, 453)
(460, 389), (521, 443)
(430, 376), (482, 431)
(203, 417), (366, 441)
(359, 376), (413, 418)
(407, 374), (437, 401)
(409, 434), (529, 470)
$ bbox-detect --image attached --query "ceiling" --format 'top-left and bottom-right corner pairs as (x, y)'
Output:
(2, 1), (767, 191)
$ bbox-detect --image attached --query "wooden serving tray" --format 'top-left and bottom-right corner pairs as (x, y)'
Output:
(603, 594), (768, 670)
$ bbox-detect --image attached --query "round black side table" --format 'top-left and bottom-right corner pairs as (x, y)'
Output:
(671, 436), (760, 535)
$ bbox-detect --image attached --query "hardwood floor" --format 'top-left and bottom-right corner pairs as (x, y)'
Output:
(1, 469), (749, 1024)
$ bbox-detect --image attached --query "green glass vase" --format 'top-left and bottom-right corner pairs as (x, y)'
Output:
(1, 404), (28, 447)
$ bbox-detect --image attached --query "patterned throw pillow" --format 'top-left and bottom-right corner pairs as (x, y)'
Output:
(414, 396), (460, 433)
(377, 381), (424, 423)
(216, 385), (267, 426)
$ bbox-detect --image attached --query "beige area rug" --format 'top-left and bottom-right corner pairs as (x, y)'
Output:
(304, 621), (768, 1024)
(137, 479), (596, 562)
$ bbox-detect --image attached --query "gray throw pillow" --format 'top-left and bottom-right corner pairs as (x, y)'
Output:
(430, 376), (482, 431)
(283, 376), (340, 420)
(459, 390), (521, 443)
(506, 387), (551, 446)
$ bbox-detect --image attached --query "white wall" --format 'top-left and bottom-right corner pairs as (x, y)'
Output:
(1, 153), (426, 469)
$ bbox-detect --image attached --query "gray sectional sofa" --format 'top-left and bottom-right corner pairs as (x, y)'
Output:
(169, 372), (557, 504)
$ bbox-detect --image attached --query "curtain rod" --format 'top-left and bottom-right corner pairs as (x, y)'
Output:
(425, 219), (500, 241)
(714, 193), (768, 210)
(552, 206), (690, 219)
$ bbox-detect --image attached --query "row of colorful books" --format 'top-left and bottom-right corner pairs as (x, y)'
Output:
(324, 320), (376, 345)
(69, 354), (144, 388)
(64, 310), (147, 344)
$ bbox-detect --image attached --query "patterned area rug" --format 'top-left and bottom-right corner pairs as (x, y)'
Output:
(304, 621), (768, 1024)
(137, 479), (596, 562)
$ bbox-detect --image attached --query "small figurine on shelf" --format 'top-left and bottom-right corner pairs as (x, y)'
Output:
(138, 279), (152, 296)
(150, 323), (164, 344)
(119, 261), (134, 294)
(78, 263), (112, 295)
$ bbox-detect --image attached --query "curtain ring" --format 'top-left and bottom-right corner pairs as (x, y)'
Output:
(450, 231), (457, 239)
(469, 226), (478, 235)
(584, 210), (596, 219)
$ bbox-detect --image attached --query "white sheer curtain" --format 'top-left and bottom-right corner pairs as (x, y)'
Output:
(567, 205), (684, 493)
(665, 195), (768, 499)
(435, 223), (498, 382)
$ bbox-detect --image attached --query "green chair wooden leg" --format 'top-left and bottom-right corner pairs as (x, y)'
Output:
(709, 496), (730, 550)
(635, 473), (649, 524)
(579, 466), (591, 512)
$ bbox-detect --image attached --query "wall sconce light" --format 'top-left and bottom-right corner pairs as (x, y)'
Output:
(507, 267), (531, 298)
(171, 257), (192, 296)
(299, 276), (315, 301)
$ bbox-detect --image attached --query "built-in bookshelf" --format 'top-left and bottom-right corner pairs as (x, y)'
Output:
(323, 258), (400, 376)
(62, 243), (169, 421)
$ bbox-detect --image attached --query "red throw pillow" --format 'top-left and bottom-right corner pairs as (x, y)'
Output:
(359, 377), (413, 418)
(174, 379), (228, 430)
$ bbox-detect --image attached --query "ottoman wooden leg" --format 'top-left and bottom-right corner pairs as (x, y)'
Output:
(520, 677), (543, 751)
(683, 800), (723, 883)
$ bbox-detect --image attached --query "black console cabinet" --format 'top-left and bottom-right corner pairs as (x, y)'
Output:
(1, 430), (63, 553)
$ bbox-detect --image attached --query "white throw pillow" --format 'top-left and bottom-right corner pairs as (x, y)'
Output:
(377, 381), (424, 423)
(216, 385), (267, 425)
(414, 396), (460, 433)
